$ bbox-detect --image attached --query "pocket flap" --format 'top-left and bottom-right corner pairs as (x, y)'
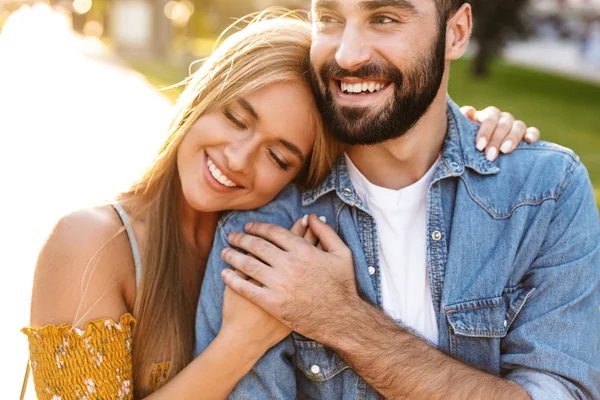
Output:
(445, 296), (508, 338)
(292, 333), (349, 382)
(445, 287), (536, 339)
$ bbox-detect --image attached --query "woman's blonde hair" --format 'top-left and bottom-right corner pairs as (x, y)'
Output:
(121, 10), (340, 396)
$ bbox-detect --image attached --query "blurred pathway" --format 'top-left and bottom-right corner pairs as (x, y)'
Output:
(504, 39), (600, 84)
(0, 4), (173, 398)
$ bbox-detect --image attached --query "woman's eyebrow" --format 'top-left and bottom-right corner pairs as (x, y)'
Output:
(279, 139), (306, 163)
(238, 98), (259, 121)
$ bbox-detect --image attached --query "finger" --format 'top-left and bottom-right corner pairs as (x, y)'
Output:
(499, 120), (527, 154)
(474, 107), (500, 152)
(221, 247), (274, 286)
(248, 278), (263, 287)
(290, 216), (309, 238)
(244, 222), (305, 251)
(303, 226), (319, 246)
(460, 105), (476, 121)
(221, 268), (268, 307)
(227, 231), (285, 264)
(525, 127), (540, 143)
(306, 214), (346, 253)
(234, 269), (249, 280)
(485, 112), (514, 162)
(316, 242), (324, 251)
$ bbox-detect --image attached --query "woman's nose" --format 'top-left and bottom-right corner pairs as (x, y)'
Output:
(223, 137), (258, 173)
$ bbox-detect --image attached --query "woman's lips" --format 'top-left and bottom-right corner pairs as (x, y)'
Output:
(202, 154), (242, 193)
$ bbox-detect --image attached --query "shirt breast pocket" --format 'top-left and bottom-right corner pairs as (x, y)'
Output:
(292, 333), (351, 398)
(444, 287), (535, 373)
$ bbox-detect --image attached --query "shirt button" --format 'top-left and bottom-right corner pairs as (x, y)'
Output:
(311, 364), (321, 374)
(450, 161), (462, 172)
(503, 320), (508, 328)
(431, 231), (442, 241)
(368, 266), (376, 276)
(342, 188), (353, 197)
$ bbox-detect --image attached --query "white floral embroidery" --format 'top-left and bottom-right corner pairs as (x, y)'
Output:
(117, 379), (132, 398)
(84, 378), (96, 393)
(55, 353), (65, 369)
(51, 395), (62, 400)
(31, 360), (37, 372)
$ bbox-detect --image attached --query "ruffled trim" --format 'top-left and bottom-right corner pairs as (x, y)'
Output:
(21, 313), (136, 338)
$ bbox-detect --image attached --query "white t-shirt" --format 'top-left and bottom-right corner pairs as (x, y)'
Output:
(345, 153), (439, 345)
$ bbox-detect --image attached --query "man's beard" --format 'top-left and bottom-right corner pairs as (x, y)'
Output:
(310, 26), (447, 146)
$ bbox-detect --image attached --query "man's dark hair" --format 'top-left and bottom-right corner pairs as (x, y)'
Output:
(437, 0), (467, 20)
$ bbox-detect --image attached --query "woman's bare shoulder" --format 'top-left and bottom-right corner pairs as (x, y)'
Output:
(30, 206), (135, 329)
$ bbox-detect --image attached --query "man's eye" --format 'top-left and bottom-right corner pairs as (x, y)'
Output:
(372, 15), (397, 24)
(223, 109), (247, 130)
(315, 14), (338, 24)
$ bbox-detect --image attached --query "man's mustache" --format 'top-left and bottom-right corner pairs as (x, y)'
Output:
(318, 60), (403, 83)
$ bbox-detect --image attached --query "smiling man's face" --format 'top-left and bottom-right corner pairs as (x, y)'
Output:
(309, 0), (449, 146)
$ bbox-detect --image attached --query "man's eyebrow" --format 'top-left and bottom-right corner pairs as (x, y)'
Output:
(359, 0), (418, 13)
(279, 139), (306, 163)
(238, 98), (259, 121)
(313, 0), (340, 11)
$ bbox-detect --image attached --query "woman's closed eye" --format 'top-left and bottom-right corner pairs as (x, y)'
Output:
(223, 109), (248, 130)
(268, 148), (290, 171)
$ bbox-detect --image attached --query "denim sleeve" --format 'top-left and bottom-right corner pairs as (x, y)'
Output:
(501, 162), (600, 399)
(194, 210), (299, 399)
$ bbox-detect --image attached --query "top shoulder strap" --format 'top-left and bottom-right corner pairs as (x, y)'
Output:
(111, 203), (142, 289)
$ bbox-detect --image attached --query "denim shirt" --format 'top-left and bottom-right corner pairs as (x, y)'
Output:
(195, 99), (600, 400)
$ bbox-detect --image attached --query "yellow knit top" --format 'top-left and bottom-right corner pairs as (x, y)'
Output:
(21, 313), (170, 399)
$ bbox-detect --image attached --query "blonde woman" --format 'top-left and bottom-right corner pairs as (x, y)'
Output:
(22, 13), (539, 400)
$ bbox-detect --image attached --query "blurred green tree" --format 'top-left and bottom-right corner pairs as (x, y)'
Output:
(470, 0), (532, 77)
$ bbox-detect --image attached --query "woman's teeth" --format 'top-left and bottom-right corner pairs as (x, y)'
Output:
(340, 81), (386, 94)
(207, 158), (238, 188)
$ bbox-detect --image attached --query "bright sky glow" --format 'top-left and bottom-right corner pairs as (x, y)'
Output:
(0, 4), (173, 397)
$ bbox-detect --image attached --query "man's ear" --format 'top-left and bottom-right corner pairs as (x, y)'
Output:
(445, 4), (472, 61)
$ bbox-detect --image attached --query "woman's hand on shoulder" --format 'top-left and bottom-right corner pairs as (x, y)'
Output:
(220, 278), (291, 353)
(30, 206), (133, 329)
(460, 105), (541, 162)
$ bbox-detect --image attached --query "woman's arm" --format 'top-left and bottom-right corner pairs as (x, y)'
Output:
(28, 207), (290, 400)
(147, 289), (283, 399)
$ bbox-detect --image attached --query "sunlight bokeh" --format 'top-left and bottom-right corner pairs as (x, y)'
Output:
(0, 4), (174, 397)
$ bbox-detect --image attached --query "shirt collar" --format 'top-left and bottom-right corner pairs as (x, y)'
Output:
(302, 97), (500, 207)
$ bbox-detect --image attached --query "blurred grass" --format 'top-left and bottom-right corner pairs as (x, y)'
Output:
(128, 57), (600, 208)
(449, 58), (600, 205)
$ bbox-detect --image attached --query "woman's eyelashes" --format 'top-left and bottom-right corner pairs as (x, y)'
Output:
(223, 108), (290, 172)
(268, 149), (290, 171)
(223, 109), (247, 130)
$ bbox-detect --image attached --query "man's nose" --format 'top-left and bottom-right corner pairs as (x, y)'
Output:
(335, 25), (372, 71)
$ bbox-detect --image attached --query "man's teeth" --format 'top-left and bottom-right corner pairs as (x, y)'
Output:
(340, 81), (385, 94)
(207, 158), (238, 188)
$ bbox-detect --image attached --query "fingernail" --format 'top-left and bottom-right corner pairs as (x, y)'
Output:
(486, 147), (498, 162)
(319, 216), (327, 223)
(245, 222), (253, 230)
(525, 133), (534, 142)
(301, 214), (309, 227)
(476, 137), (487, 151)
(500, 140), (512, 154)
